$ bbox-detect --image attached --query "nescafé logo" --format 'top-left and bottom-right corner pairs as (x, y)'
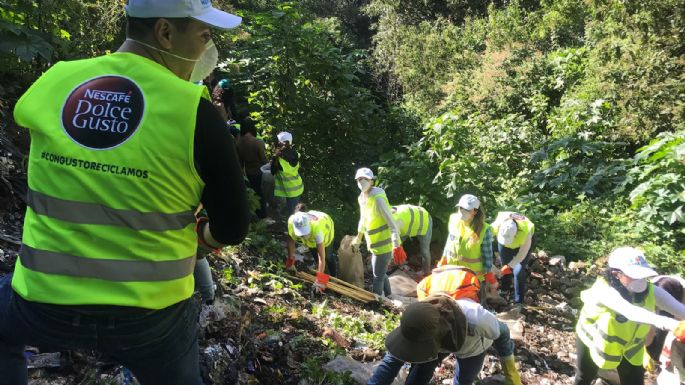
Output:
(61, 76), (144, 149)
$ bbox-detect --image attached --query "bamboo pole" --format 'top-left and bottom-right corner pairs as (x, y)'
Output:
(307, 269), (375, 297)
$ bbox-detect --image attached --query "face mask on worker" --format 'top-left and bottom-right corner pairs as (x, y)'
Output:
(357, 179), (372, 192)
(626, 278), (648, 293)
(458, 208), (474, 221)
(125, 38), (218, 82)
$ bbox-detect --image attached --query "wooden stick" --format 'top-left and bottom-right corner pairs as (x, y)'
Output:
(307, 269), (376, 298)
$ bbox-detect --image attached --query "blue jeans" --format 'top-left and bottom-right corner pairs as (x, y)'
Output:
(0, 274), (202, 385)
(498, 234), (536, 304)
(367, 351), (486, 385)
(492, 320), (515, 357)
(285, 196), (300, 216)
(371, 251), (392, 296)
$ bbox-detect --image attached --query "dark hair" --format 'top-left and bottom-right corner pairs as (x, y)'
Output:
(654, 277), (684, 316)
(603, 267), (650, 303)
(240, 117), (257, 137)
(468, 206), (486, 246)
(126, 16), (191, 39)
(294, 203), (307, 213)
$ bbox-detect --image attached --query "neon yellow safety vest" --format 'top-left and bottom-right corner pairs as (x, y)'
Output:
(287, 210), (334, 248)
(491, 211), (535, 249)
(576, 277), (655, 369)
(442, 213), (491, 277)
(12, 52), (209, 309)
(274, 158), (303, 198)
(359, 188), (394, 255)
(392, 204), (430, 237)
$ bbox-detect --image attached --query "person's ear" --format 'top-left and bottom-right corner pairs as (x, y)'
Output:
(153, 18), (174, 50)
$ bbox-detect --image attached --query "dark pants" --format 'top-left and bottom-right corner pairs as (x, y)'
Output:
(310, 245), (337, 277)
(367, 351), (486, 385)
(0, 274), (202, 385)
(498, 234), (535, 304)
(246, 172), (266, 219)
(573, 336), (645, 385)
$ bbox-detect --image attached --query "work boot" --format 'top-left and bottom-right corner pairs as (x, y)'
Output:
(501, 355), (521, 385)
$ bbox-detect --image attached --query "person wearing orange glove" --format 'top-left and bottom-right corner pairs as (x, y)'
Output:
(491, 211), (535, 305)
(391, 204), (432, 275)
(286, 204), (336, 293)
(574, 247), (685, 385)
(353, 167), (402, 296)
(439, 194), (496, 304)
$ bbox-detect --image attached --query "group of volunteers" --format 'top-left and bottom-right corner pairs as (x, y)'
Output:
(282, 164), (685, 385)
(2, 1), (685, 385)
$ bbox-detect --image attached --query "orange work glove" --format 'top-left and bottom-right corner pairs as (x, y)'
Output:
(285, 257), (296, 270)
(437, 256), (449, 267)
(313, 272), (330, 293)
(392, 246), (407, 265)
(500, 265), (513, 276)
(675, 320), (685, 342)
(484, 272), (498, 285)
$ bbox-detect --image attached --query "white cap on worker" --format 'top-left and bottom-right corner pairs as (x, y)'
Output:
(292, 212), (311, 237)
(125, 0), (242, 30)
(456, 194), (480, 210)
(277, 131), (293, 144)
(497, 219), (518, 246)
(608, 247), (657, 279)
(355, 167), (374, 180)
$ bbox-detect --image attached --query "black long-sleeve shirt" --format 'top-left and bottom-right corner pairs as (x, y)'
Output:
(194, 99), (250, 245)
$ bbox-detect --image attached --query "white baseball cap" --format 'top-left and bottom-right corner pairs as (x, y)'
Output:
(456, 194), (480, 210)
(608, 247), (657, 279)
(497, 219), (518, 246)
(355, 167), (374, 180)
(125, 0), (242, 30)
(292, 212), (311, 237)
(277, 131), (293, 144)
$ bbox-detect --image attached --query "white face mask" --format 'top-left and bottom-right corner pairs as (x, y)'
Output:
(189, 41), (218, 83)
(357, 179), (371, 192)
(627, 278), (648, 293)
(126, 38), (218, 82)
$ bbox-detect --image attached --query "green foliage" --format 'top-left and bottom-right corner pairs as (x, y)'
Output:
(300, 357), (357, 385)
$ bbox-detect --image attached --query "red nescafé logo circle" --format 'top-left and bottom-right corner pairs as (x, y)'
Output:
(61, 76), (145, 149)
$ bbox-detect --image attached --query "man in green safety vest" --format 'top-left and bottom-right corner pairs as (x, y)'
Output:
(391, 204), (433, 275)
(0, 1), (250, 384)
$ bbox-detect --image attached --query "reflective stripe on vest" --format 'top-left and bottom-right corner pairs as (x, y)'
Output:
(393, 204), (430, 237)
(575, 278), (655, 369)
(11, 52), (206, 309)
(274, 158), (303, 198)
(360, 188), (393, 255)
(491, 211), (535, 249)
(287, 210), (334, 248)
(442, 213), (490, 276)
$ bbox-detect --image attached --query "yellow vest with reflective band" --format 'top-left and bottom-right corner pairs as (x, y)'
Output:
(287, 210), (334, 248)
(576, 277), (655, 369)
(442, 213), (491, 277)
(392, 204), (430, 238)
(360, 187), (394, 255)
(274, 158), (303, 198)
(12, 52), (208, 309)
(491, 211), (535, 249)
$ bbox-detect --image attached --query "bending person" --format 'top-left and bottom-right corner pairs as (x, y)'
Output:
(285, 204), (336, 293)
(353, 168), (401, 296)
(574, 247), (685, 385)
(392, 204), (433, 275)
(491, 211), (535, 305)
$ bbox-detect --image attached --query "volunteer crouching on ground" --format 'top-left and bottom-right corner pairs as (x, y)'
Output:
(415, 265), (522, 385)
(574, 247), (685, 385)
(392, 204), (433, 275)
(271, 131), (303, 215)
(285, 203), (336, 293)
(491, 211), (535, 305)
(0, 2), (251, 384)
(367, 285), (514, 385)
(352, 167), (405, 296)
(440, 194), (497, 303)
